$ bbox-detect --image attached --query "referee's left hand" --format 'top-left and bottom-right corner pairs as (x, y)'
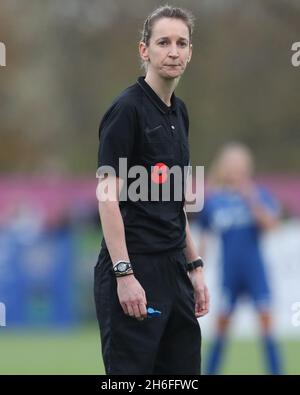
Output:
(188, 268), (210, 317)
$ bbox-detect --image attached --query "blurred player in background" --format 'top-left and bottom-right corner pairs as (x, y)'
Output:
(197, 142), (282, 375)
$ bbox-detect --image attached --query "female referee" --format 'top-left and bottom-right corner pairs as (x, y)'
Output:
(94, 5), (209, 375)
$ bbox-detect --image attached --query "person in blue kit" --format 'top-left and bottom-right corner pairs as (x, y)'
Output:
(94, 5), (209, 375)
(197, 142), (282, 375)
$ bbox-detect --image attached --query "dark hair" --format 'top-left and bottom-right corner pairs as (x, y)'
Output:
(141, 5), (195, 47)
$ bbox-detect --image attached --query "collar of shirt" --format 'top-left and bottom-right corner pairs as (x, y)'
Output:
(137, 76), (178, 115)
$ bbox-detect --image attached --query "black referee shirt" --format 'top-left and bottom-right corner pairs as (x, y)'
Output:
(98, 76), (190, 254)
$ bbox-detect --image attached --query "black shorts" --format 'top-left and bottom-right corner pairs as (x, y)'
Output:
(94, 248), (201, 375)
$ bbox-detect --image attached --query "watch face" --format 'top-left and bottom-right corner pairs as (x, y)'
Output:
(118, 263), (127, 272)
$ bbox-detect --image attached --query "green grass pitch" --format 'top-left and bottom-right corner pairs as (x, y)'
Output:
(0, 326), (299, 375)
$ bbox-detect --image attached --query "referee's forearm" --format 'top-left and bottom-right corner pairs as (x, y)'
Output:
(184, 214), (199, 263)
(99, 201), (130, 264)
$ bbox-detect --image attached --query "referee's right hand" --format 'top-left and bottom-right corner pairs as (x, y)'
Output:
(117, 275), (148, 321)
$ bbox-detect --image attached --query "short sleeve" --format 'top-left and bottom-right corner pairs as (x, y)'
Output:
(97, 99), (137, 178)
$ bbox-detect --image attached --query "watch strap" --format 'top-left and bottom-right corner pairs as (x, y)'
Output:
(185, 257), (204, 272)
(113, 261), (133, 277)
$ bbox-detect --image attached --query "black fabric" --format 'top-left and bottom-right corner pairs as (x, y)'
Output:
(97, 76), (190, 254)
(94, 248), (201, 375)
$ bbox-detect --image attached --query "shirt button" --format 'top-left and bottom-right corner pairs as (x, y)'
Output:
(171, 125), (175, 130)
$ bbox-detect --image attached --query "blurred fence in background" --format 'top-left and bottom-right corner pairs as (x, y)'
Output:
(0, 226), (74, 326)
(0, 176), (100, 327)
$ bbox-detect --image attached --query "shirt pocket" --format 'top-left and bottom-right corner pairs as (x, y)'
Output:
(144, 125), (173, 157)
(145, 125), (164, 142)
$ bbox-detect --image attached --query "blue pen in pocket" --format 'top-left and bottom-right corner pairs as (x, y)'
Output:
(147, 307), (162, 318)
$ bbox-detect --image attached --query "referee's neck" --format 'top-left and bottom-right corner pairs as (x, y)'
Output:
(144, 73), (179, 106)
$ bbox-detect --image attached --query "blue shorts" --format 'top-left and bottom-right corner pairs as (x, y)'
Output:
(219, 262), (271, 314)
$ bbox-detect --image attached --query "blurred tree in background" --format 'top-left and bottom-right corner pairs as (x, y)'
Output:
(0, 0), (299, 175)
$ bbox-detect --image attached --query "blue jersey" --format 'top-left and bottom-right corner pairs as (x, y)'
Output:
(197, 185), (280, 311)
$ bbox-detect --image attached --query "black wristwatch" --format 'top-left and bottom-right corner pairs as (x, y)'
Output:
(113, 261), (133, 277)
(185, 258), (204, 272)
